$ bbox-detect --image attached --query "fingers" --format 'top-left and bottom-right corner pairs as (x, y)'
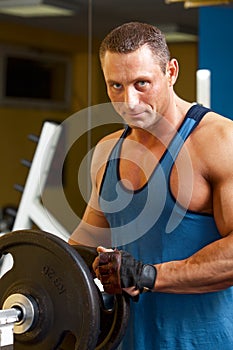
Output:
(97, 246), (114, 253)
(92, 246), (113, 277)
(92, 248), (122, 294)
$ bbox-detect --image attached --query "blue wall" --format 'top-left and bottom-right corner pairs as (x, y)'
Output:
(199, 6), (233, 119)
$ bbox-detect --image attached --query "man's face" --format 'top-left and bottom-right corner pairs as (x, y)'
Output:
(101, 45), (173, 131)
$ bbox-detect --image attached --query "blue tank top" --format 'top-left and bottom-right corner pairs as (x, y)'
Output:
(99, 104), (233, 350)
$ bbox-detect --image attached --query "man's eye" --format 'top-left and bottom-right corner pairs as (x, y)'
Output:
(113, 83), (122, 89)
(137, 81), (148, 87)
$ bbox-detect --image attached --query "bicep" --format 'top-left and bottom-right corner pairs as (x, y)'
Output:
(69, 133), (122, 247)
(213, 169), (233, 237)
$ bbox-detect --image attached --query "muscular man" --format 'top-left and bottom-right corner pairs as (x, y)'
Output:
(69, 22), (233, 349)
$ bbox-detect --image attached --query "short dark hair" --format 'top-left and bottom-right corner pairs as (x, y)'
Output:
(99, 22), (170, 74)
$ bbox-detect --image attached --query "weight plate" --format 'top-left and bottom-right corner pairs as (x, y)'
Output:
(0, 229), (100, 350)
(74, 245), (130, 350)
(95, 292), (130, 350)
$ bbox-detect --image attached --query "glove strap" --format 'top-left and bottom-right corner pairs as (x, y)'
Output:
(137, 264), (157, 292)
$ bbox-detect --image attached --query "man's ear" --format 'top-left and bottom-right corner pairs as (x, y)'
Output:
(166, 58), (179, 86)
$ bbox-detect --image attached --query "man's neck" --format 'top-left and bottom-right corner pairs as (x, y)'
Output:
(129, 98), (192, 147)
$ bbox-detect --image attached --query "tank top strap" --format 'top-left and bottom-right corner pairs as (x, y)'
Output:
(104, 104), (211, 180)
(161, 104), (210, 175)
(106, 125), (130, 164)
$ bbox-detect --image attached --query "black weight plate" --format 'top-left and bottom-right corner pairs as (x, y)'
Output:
(95, 292), (130, 350)
(74, 245), (130, 350)
(0, 229), (100, 350)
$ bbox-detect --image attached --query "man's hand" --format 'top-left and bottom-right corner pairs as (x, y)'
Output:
(93, 247), (157, 296)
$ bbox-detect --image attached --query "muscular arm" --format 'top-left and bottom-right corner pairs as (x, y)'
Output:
(68, 146), (111, 247)
(69, 131), (123, 247)
(96, 232), (233, 297)
(154, 117), (233, 294)
(155, 232), (233, 293)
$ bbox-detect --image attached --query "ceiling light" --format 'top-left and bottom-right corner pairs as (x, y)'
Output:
(165, 0), (232, 8)
(0, 0), (79, 17)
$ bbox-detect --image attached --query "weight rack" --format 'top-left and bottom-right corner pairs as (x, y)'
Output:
(12, 121), (69, 241)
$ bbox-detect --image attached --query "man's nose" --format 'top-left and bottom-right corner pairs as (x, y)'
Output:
(124, 88), (139, 109)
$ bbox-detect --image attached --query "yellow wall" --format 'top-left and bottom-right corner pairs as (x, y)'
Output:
(0, 22), (87, 213)
(0, 21), (197, 232)
(169, 42), (197, 103)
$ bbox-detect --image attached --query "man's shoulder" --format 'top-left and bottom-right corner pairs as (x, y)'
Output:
(91, 128), (125, 172)
(192, 111), (233, 172)
(195, 110), (233, 138)
(96, 128), (126, 153)
(186, 111), (233, 165)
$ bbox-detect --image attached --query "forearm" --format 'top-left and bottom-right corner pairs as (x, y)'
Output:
(154, 232), (233, 293)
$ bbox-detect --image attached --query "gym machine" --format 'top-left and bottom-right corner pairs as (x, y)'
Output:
(12, 121), (70, 241)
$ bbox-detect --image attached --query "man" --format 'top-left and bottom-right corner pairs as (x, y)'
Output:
(69, 22), (233, 349)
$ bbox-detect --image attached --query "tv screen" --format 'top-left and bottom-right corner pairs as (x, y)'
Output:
(0, 46), (72, 109)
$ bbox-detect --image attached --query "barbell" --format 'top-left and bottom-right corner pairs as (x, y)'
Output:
(0, 229), (130, 349)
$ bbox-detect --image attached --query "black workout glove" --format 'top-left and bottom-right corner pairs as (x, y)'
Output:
(97, 250), (157, 296)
